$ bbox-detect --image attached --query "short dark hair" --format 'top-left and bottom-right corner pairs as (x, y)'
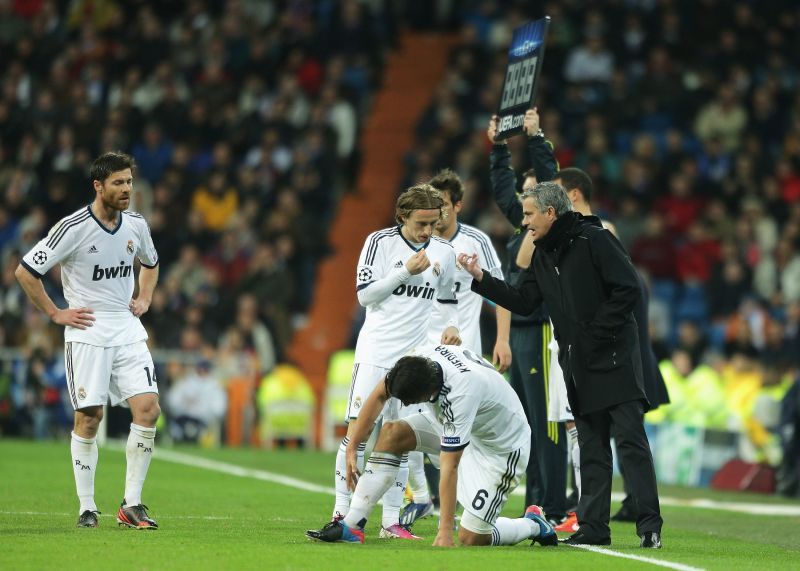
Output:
(90, 152), (135, 183)
(385, 356), (442, 406)
(556, 167), (593, 203)
(428, 168), (464, 204)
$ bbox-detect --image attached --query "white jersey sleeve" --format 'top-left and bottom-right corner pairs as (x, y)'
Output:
(355, 227), (411, 306)
(21, 209), (89, 277)
(128, 212), (159, 267)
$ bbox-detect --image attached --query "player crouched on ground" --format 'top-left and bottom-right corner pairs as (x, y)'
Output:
(306, 345), (557, 547)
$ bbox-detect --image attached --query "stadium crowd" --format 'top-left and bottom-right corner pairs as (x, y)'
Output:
(0, 1), (798, 493)
(0, 0), (395, 438)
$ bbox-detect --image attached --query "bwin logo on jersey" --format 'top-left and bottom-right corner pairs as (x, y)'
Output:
(92, 261), (133, 281)
(392, 282), (436, 299)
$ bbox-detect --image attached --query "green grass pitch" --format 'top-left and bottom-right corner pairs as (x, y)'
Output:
(1, 440), (799, 570)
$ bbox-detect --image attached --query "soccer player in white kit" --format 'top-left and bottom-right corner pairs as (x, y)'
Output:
(402, 169), (513, 524)
(331, 184), (461, 539)
(306, 345), (557, 547)
(15, 152), (161, 529)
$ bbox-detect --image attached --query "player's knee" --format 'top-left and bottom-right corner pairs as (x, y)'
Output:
(134, 399), (161, 425)
(458, 527), (491, 546)
(376, 421), (414, 454)
(74, 407), (103, 436)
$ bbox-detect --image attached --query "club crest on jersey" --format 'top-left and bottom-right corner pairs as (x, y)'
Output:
(32, 250), (47, 265)
(126, 240), (135, 255)
(353, 396), (362, 410)
(432, 262), (441, 276)
(357, 266), (373, 283)
(78, 387), (86, 400)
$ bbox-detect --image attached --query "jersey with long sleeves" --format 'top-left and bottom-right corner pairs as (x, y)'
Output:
(354, 226), (457, 367)
(420, 344), (529, 454)
(21, 205), (159, 347)
(427, 223), (503, 353)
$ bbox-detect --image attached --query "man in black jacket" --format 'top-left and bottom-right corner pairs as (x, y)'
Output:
(555, 167), (670, 523)
(487, 109), (567, 523)
(459, 181), (663, 548)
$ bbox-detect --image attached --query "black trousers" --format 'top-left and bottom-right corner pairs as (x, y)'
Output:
(508, 322), (567, 519)
(573, 399), (662, 539)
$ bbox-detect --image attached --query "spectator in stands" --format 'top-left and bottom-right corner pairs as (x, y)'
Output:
(166, 360), (227, 445)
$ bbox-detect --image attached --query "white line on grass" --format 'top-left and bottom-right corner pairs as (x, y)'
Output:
(511, 488), (800, 516)
(152, 448), (337, 496)
(0, 510), (231, 520)
(564, 544), (704, 571)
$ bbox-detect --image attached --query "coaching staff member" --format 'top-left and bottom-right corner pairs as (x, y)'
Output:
(459, 181), (663, 548)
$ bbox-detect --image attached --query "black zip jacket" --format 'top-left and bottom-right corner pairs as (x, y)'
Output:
(472, 212), (649, 415)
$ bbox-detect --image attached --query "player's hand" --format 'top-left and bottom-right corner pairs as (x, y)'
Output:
(129, 297), (151, 317)
(487, 115), (505, 145)
(405, 249), (430, 275)
(440, 326), (461, 346)
(457, 253), (483, 281)
(345, 445), (360, 491)
(52, 307), (95, 329)
(493, 340), (512, 373)
(433, 530), (456, 548)
(523, 108), (540, 137)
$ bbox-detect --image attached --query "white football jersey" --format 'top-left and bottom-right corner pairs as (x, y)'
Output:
(21, 205), (159, 347)
(422, 344), (529, 454)
(355, 227), (457, 366)
(427, 223), (503, 353)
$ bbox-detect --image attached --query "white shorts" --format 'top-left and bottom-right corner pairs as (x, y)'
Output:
(401, 411), (529, 534)
(547, 337), (573, 422)
(65, 341), (157, 409)
(345, 362), (390, 421)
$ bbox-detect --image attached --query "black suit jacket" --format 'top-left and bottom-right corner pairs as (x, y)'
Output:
(472, 212), (649, 415)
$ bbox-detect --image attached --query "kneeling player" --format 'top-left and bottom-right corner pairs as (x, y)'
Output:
(306, 345), (557, 547)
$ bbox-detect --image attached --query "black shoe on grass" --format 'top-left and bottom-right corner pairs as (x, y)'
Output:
(76, 510), (100, 528)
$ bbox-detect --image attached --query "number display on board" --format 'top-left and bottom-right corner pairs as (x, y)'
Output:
(500, 56), (538, 112)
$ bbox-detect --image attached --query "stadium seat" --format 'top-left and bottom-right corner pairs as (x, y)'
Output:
(257, 365), (316, 449)
(322, 349), (356, 451)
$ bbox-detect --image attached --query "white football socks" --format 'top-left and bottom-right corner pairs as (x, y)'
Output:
(492, 517), (539, 545)
(407, 451), (431, 505)
(344, 452), (401, 529)
(71, 431), (98, 514)
(568, 426), (581, 497)
(124, 423), (156, 506)
(333, 437), (353, 518)
(380, 452), (408, 528)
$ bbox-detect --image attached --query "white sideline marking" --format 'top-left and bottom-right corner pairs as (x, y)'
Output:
(152, 448), (337, 496)
(565, 544), (704, 571)
(511, 488), (800, 516)
(1, 511), (231, 520)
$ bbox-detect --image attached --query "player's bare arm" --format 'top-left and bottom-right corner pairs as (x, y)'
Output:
(345, 378), (389, 490)
(515, 230), (536, 269)
(14, 265), (95, 329)
(493, 307), (512, 373)
(457, 253), (483, 282)
(130, 265), (159, 317)
(433, 448), (463, 548)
